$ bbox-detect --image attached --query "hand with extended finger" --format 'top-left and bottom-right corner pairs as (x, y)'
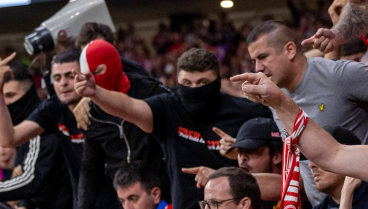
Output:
(301, 28), (345, 54)
(230, 73), (286, 109)
(342, 176), (362, 195)
(73, 97), (91, 130)
(73, 70), (96, 97)
(182, 166), (215, 189)
(0, 53), (16, 92)
(213, 127), (237, 160)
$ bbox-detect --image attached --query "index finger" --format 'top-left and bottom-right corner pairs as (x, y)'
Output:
(230, 73), (260, 83)
(73, 70), (85, 82)
(0, 52), (16, 65)
(301, 36), (316, 46)
(212, 127), (228, 138)
(182, 167), (200, 174)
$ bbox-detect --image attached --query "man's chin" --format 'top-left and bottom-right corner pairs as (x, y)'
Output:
(61, 97), (82, 106)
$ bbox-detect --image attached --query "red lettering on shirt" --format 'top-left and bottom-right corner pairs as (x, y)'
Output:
(58, 123), (84, 144)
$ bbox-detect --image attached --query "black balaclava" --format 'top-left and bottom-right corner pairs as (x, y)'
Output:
(7, 84), (40, 126)
(179, 78), (222, 119)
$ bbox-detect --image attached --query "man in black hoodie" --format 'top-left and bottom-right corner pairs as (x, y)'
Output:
(77, 39), (171, 209)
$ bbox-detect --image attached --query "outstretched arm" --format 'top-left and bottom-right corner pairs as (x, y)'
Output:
(230, 73), (368, 182)
(73, 70), (154, 133)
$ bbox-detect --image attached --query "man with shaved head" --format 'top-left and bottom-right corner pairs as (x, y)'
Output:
(247, 20), (368, 206)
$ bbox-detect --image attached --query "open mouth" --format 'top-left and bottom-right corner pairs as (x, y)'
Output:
(240, 166), (249, 173)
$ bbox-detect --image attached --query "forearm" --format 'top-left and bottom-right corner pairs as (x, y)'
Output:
(272, 95), (340, 172)
(339, 190), (353, 209)
(335, 1), (368, 42)
(0, 93), (15, 147)
(253, 173), (281, 201)
(324, 47), (341, 60)
(90, 86), (153, 133)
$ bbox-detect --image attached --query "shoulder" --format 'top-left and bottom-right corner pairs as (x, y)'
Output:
(39, 95), (62, 109)
(121, 57), (149, 77)
(127, 73), (172, 98)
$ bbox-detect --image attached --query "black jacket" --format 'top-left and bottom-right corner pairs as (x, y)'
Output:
(77, 73), (172, 209)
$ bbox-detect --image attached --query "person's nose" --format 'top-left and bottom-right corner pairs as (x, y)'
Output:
(255, 60), (265, 73)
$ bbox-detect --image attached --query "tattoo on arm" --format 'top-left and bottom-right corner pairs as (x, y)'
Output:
(336, 1), (368, 41)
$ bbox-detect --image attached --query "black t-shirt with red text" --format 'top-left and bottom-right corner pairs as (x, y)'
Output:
(145, 93), (273, 209)
(26, 95), (84, 207)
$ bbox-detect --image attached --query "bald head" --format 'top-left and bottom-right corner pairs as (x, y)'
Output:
(247, 21), (302, 54)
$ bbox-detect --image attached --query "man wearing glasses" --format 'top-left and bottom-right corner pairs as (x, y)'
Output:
(200, 167), (261, 209)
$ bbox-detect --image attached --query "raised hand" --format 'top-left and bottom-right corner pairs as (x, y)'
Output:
(182, 166), (215, 189)
(73, 97), (91, 130)
(0, 53), (16, 91)
(73, 70), (96, 97)
(213, 127), (237, 160)
(301, 28), (345, 54)
(230, 72), (287, 109)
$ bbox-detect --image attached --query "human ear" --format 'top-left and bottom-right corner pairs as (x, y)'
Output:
(240, 197), (251, 209)
(273, 151), (282, 165)
(284, 41), (297, 60)
(151, 187), (161, 205)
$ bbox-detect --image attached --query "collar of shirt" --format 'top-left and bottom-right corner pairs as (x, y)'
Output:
(156, 200), (168, 209)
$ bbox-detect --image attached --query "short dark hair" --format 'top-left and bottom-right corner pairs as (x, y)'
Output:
(265, 140), (283, 157)
(208, 167), (261, 209)
(4, 59), (33, 86)
(177, 48), (219, 76)
(77, 22), (114, 48)
(113, 161), (160, 194)
(324, 126), (361, 145)
(341, 38), (367, 57)
(53, 50), (80, 65)
(247, 20), (301, 53)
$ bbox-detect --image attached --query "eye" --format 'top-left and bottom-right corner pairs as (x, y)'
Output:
(5, 93), (15, 99)
(208, 199), (218, 206)
(53, 76), (61, 82)
(130, 196), (139, 203)
(199, 80), (209, 86)
(182, 80), (191, 86)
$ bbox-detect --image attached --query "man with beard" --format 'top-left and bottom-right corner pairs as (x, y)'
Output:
(310, 126), (368, 209)
(183, 117), (283, 209)
(0, 59), (72, 208)
(74, 47), (273, 209)
(0, 51), (120, 209)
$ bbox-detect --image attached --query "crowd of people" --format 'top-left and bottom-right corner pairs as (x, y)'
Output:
(0, 0), (368, 208)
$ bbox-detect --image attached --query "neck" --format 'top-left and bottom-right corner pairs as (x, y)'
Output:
(68, 103), (78, 112)
(1, 159), (14, 170)
(272, 166), (282, 175)
(329, 183), (344, 204)
(284, 55), (308, 92)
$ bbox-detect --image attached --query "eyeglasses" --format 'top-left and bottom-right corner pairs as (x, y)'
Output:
(198, 197), (243, 209)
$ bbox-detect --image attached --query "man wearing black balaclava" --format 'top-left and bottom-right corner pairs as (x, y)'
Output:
(74, 47), (274, 209)
(0, 60), (72, 208)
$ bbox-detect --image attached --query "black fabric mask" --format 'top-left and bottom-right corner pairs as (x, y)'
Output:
(179, 78), (222, 118)
(7, 84), (40, 126)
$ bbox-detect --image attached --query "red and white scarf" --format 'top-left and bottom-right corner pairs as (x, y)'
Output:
(280, 109), (309, 209)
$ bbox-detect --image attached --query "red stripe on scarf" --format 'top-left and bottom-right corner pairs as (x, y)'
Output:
(280, 109), (309, 209)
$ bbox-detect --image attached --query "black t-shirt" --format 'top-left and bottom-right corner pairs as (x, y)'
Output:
(26, 96), (83, 206)
(145, 93), (273, 209)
